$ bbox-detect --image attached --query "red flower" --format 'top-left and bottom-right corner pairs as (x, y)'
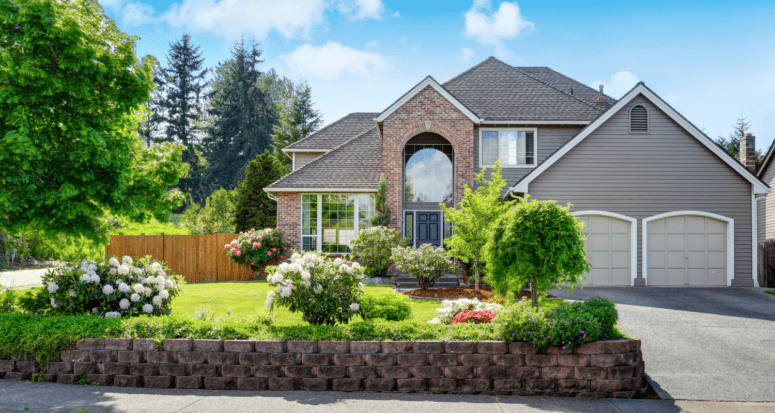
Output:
(271, 247), (277, 252)
(251, 228), (255, 231)
(251, 261), (255, 266)
(283, 247), (287, 250)
(450, 310), (496, 325)
(267, 251), (272, 256)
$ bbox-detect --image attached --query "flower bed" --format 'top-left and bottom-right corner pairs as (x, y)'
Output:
(0, 337), (647, 397)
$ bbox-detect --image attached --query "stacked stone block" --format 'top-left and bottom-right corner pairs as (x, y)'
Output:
(0, 338), (647, 397)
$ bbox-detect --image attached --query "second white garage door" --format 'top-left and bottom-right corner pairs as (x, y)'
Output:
(576, 214), (634, 286)
(646, 214), (728, 286)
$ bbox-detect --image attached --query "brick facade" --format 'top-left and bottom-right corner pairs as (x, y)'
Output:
(381, 85), (476, 232)
(276, 192), (301, 250)
(2, 338), (647, 397)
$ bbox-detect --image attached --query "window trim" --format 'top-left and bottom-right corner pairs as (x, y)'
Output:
(300, 193), (375, 254)
(629, 105), (649, 134)
(478, 127), (538, 169)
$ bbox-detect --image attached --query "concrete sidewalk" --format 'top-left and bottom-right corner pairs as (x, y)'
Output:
(0, 268), (52, 290)
(1, 380), (773, 413)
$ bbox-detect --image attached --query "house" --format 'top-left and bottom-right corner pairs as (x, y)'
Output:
(264, 57), (768, 287)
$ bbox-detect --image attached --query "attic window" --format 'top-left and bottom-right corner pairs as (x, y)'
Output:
(630, 105), (648, 132)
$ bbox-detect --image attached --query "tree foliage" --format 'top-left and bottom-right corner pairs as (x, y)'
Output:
(204, 38), (276, 190)
(441, 161), (511, 291)
(370, 175), (392, 227)
(485, 197), (590, 308)
(155, 33), (209, 202)
(0, 0), (186, 241)
(715, 115), (750, 159)
(271, 81), (323, 169)
(232, 150), (288, 232)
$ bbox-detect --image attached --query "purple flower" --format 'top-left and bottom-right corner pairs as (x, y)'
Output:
(605, 307), (608, 310)
(563, 346), (566, 349)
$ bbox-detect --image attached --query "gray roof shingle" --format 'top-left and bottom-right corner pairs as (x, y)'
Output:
(267, 127), (382, 191)
(516, 66), (617, 107)
(443, 57), (610, 121)
(283, 112), (379, 151)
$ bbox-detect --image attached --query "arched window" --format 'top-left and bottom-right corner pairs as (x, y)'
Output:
(403, 133), (454, 204)
(630, 105), (648, 132)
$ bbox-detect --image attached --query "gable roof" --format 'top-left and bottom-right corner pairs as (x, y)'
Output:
(283, 112), (378, 151)
(511, 82), (770, 195)
(757, 139), (775, 178)
(266, 127), (382, 192)
(516, 66), (617, 107)
(442, 57), (610, 122)
(374, 76), (481, 123)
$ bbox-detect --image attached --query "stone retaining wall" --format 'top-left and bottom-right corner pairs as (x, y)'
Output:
(0, 338), (647, 397)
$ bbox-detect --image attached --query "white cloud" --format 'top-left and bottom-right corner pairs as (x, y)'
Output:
(122, 1), (157, 26)
(591, 71), (640, 99)
(282, 41), (387, 81)
(405, 150), (453, 203)
(391, 11), (400, 17)
(336, 0), (385, 21)
(160, 0), (329, 40)
(464, 0), (533, 54)
(461, 48), (475, 63)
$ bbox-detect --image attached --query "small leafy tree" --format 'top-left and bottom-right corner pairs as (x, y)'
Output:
(370, 175), (391, 227)
(486, 196), (590, 308)
(391, 244), (456, 289)
(232, 150), (288, 232)
(350, 227), (407, 278)
(441, 161), (511, 291)
(180, 188), (234, 234)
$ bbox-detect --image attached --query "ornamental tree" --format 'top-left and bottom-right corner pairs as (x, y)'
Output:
(232, 150), (287, 232)
(350, 226), (407, 278)
(0, 0), (186, 241)
(485, 196), (590, 308)
(391, 244), (455, 289)
(440, 161), (511, 291)
(369, 175), (391, 227)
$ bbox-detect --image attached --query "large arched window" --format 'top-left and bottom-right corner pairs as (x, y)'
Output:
(403, 133), (454, 204)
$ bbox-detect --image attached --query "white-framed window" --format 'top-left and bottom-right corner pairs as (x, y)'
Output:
(301, 194), (376, 254)
(479, 128), (537, 168)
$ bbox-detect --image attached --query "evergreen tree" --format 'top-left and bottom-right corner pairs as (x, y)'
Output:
(260, 69), (296, 113)
(232, 150), (288, 231)
(139, 65), (166, 148)
(156, 33), (209, 202)
(204, 38), (276, 190)
(370, 175), (392, 227)
(716, 115), (751, 159)
(271, 81), (323, 169)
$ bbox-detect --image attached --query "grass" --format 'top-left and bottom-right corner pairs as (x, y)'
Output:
(112, 219), (188, 236)
(765, 290), (775, 296)
(171, 282), (564, 325)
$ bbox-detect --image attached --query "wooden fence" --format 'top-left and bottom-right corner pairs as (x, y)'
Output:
(104, 234), (256, 283)
(759, 240), (775, 288)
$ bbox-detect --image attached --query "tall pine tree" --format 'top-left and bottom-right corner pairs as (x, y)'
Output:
(156, 33), (209, 202)
(232, 150), (288, 231)
(272, 81), (323, 169)
(204, 38), (276, 190)
(139, 64), (166, 148)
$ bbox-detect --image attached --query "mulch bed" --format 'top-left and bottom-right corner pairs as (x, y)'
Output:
(399, 287), (556, 302)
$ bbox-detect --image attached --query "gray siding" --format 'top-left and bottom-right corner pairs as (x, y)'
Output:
(472, 125), (582, 194)
(294, 152), (325, 170)
(528, 94), (754, 284)
(758, 162), (775, 242)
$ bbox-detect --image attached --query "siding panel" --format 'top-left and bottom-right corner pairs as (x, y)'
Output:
(528, 94), (753, 284)
(758, 162), (775, 242)
(294, 152), (326, 170)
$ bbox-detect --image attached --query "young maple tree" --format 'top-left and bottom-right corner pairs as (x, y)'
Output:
(440, 161), (511, 291)
(486, 196), (591, 308)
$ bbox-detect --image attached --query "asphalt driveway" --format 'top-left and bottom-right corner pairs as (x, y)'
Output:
(551, 287), (775, 402)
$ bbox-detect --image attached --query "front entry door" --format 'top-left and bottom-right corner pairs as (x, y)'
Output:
(416, 212), (441, 247)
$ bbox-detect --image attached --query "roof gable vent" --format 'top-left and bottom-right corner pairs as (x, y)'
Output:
(630, 105), (648, 132)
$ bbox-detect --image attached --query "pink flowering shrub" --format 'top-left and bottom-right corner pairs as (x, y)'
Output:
(224, 228), (289, 272)
(449, 309), (496, 325)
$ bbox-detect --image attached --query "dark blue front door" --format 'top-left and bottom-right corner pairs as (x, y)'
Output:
(415, 212), (441, 247)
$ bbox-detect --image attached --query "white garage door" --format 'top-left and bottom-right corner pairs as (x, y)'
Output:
(577, 215), (632, 286)
(647, 215), (727, 286)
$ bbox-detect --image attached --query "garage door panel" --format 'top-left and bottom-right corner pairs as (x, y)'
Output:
(576, 214), (632, 286)
(611, 233), (629, 248)
(590, 233), (610, 251)
(611, 251), (630, 267)
(591, 251), (609, 267)
(649, 233), (666, 250)
(590, 216), (609, 229)
(647, 214), (727, 287)
(668, 234), (685, 250)
(610, 219), (630, 232)
(591, 268), (609, 285)
(611, 268), (630, 281)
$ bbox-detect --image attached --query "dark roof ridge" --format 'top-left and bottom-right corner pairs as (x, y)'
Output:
(511, 66), (607, 112)
(441, 56), (499, 86)
(284, 112), (377, 150)
(518, 66), (617, 104)
(268, 126), (378, 188)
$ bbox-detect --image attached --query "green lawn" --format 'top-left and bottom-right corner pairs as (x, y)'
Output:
(765, 290), (775, 296)
(112, 219), (188, 236)
(171, 282), (563, 326)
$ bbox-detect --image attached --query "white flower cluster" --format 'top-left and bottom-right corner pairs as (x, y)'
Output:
(429, 298), (503, 324)
(43, 256), (180, 317)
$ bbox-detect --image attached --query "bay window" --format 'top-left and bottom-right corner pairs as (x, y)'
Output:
(301, 194), (376, 253)
(480, 129), (536, 167)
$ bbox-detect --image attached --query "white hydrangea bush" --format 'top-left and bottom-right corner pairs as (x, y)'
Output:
(391, 244), (456, 289)
(265, 251), (364, 325)
(42, 255), (183, 317)
(428, 298), (503, 324)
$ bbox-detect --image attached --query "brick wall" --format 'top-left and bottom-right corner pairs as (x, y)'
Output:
(381, 85), (476, 232)
(0, 338), (647, 397)
(276, 192), (301, 250)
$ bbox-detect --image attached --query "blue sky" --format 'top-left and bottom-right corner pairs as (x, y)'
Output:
(101, 0), (775, 151)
